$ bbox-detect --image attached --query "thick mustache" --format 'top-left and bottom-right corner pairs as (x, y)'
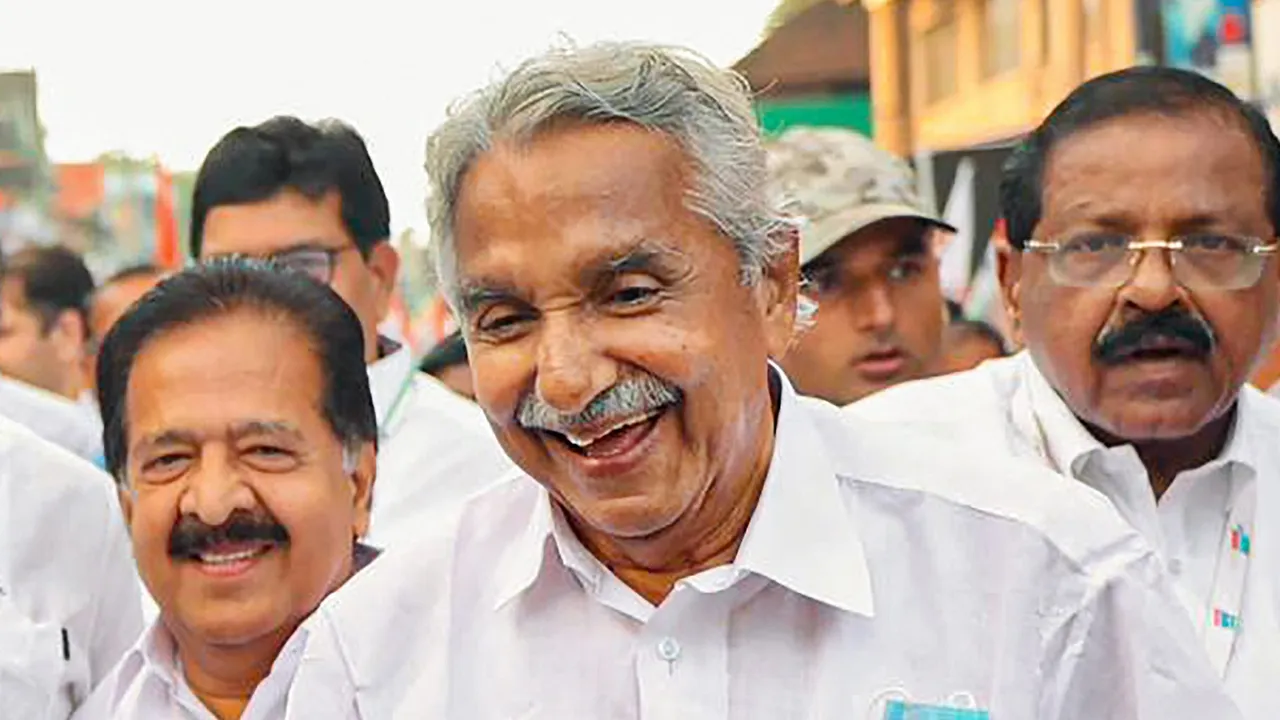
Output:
(168, 510), (290, 558)
(516, 374), (683, 435)
(1093, 308), (1216, 365)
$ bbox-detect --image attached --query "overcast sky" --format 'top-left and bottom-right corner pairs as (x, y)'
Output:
(1, 0), (778, 233)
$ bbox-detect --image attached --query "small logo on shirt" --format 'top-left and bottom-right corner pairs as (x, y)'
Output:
(1230, 524), (1251, 556)
(882, 700), (990, 719)
(1213, 609), (1241, 630)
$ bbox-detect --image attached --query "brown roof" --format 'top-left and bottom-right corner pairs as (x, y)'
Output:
(734, 0), (870, 94)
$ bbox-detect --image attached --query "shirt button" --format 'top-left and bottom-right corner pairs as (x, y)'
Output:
(656, 637), (681, 662)
(1168, 558), (1184, 576)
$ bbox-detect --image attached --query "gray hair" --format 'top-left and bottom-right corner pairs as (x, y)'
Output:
(425, 41), (790, 304)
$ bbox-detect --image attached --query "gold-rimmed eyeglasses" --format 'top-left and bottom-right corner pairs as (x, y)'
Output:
(1022, 233), (1279, 290)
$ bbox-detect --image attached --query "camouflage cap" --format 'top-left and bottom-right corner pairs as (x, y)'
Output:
(765, 127), (954, 266)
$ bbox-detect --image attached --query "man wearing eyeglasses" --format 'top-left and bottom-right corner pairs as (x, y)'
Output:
(849, 67), (1280, 716)
(189, 117), (511, 551)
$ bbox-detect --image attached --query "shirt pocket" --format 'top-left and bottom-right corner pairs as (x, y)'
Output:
(0, 597), (72, 720)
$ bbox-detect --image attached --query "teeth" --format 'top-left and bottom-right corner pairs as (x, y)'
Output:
(562, 409), (662, 448)
(199, 547), (265, 565)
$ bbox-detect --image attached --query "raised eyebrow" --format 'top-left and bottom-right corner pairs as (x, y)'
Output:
(456, 283), (528, 318)
(591, 239), (684, 281)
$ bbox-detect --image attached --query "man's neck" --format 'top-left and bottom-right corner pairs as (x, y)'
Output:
(1086, 405), (1237, 500)
(175, 624), (295, 720)
(568, 373), (782, 607)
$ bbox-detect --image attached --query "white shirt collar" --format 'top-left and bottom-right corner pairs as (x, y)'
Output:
(1016, 351), (1257, 482)
(112, 619), (311, 718)
(367, 341), (414, 428)
(492, 367), (874, 618)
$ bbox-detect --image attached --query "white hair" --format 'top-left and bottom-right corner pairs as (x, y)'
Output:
(425, 41), (790, 303)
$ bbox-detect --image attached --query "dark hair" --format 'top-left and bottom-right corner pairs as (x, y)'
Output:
(944, 298), (964, 322)
(97, 257), (378, 482)
(190, 116), (390, 258)
(103, 262), (164, 286)
(2, 245), (94, 332)
(948, 318), (1007, 356)
(418, 330), (468, 376)
(1000, 66), (1280, 249)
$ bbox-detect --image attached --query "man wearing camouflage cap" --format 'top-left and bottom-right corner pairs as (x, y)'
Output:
(768, 127), (954, 405)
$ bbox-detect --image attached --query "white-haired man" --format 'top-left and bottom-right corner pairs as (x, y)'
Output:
(287, 43), (1238, 719)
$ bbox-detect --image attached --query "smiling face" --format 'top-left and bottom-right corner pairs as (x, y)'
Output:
(1003, 112), (1280, 440)
(450, 122), (797, 543)
(781, 219), (945, 405)
(121, 309), (374, 655)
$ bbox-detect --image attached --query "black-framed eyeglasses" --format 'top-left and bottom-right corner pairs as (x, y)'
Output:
(266, 246), (357, 285)
(1022, 233), (1280, 290)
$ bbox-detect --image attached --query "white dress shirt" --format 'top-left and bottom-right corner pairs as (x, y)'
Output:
(849, 352), (1280, 718)
(0, 415), (141, 720)
(285, 371), (1234, 720)
(363, 344), (511, 551)
(72, 622), (309, 720)
(0, 375), (103, 466)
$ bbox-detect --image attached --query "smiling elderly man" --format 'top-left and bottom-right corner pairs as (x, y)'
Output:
(285, 44), (1238, 720)
(850, 67), (1280, 717)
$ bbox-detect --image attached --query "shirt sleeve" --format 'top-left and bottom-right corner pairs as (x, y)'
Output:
(1038, 551), (1242, 720)
(84, 479), (143, 689)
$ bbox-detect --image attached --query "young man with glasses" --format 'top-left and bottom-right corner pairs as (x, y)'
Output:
(849, 67), (1280, 716)
(189, 117), (510, 551)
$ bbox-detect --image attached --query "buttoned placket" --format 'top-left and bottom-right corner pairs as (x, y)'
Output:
(632, 568), (770, 719)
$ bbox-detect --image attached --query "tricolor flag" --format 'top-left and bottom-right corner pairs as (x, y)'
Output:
(1231, 524), (1252, 555)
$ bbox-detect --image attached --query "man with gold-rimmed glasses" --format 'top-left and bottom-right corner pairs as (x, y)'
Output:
(850, 67), (1280, 716)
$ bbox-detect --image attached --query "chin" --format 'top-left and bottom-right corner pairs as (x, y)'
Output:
(570, 494), (687, 540)
(1093, 401), (1225, 442)
(173, 600), (291, 647)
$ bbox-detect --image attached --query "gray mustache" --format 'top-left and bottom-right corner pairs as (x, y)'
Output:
(517, 373), (682, 435)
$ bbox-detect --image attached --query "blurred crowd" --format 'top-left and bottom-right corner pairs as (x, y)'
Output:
(4, 38), (1280, 720)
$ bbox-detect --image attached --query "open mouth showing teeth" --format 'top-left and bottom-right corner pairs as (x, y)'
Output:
(546, 408), (666, 458)
(194, 544), (273, 565)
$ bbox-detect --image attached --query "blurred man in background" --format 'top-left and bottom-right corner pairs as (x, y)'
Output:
(766, 128), (953, 406)
(939, 317), (1007, 374)
(189, 116), (509, 551)
(0, 245), (94, 402)
(85, 264), (167, 397)
(417, 330), (473, 400)
(88, 264), (166, 345)
(851, 67), (1280, 716)
(938, 299), (1006, 374)
(79, 259), (378, 720)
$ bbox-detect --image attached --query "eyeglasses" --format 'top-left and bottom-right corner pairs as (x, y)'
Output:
(1022, 233), (1280, 290)
(266, 246), (357, 285)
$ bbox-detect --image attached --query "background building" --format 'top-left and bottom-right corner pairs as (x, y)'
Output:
(735, 0), (874, 136)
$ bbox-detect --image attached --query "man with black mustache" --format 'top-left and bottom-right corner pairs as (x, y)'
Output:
(850, 67), (1280, 716)
(74, 258), (378, 720)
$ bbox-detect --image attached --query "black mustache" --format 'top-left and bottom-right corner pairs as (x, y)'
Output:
(168, 510), (290, 559)
(1093, 309), (1216, 365)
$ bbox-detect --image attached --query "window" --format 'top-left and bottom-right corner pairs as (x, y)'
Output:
(982, 0), (1020, 77)
(923, 13), (959, 103)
